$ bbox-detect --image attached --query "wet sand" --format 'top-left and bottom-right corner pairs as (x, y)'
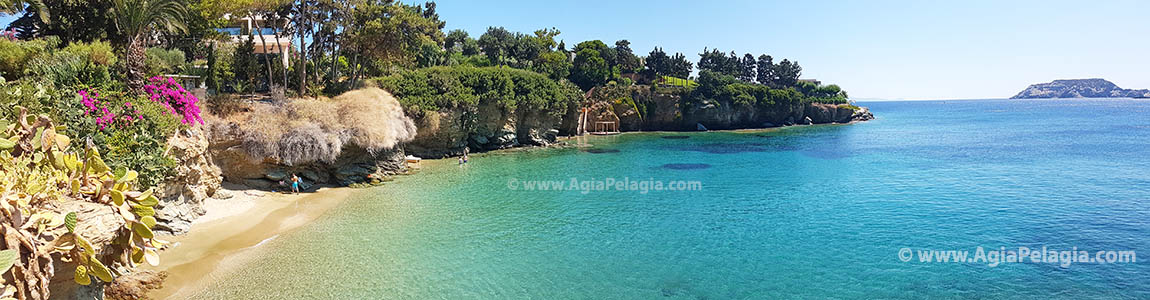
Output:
(147, 186), (359, 299)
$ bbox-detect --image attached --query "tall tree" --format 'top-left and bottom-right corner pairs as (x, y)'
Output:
(642, 46), (669, 79)
(756, 54), (774, 86)
(698, 48), (737, 77)
(668, 53), (692, 79)
(613, 39), (640, 73)
(739, 53), (756, 82)
(774, 59), (802, 87)
(346, 0), (445, 80)
(111, 0), (188, 89)
(477, 26), (513, 65)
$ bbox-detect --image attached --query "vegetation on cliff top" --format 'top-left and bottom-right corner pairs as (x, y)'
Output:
(376, 66), (582, 118)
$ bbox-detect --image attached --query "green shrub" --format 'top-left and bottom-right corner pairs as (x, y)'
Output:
(375, 66), (580, 119)
(145, 47), (187, 76)
(53, 85), (181, 188)
(62, 41), (117, 67)
(686, 71), (806, 110)
(0, 80), (58, 121)
(24, 40), (118, 89)
(0, 38), (57, 80)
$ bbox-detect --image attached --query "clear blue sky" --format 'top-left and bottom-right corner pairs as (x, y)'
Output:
(3, 1), (1147, 100)
(432, 0), (1150, 100)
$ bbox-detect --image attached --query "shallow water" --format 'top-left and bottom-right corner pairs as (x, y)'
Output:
(184, 99), (1150, 299)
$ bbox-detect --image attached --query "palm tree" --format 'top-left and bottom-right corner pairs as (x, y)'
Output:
(111, 0), (187, 89)
(0, 0), (48, 23)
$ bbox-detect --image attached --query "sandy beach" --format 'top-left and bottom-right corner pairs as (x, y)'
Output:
(146, 184), (360, 299)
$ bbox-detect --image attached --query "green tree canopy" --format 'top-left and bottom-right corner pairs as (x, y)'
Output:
(570, 47), (608, 90)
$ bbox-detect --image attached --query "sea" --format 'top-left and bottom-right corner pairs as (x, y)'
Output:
(184, 99), (1150, 299)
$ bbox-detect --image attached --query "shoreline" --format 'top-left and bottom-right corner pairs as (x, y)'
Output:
(146, 122), (864, 297)
(146, 184), (360, 298)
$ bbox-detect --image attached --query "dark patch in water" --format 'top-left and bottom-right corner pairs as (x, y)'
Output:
(661, 163), (711, 170)
(581, 148), (621, 154)
(661, 135), (691, 139)
(674, 143), (769, 154)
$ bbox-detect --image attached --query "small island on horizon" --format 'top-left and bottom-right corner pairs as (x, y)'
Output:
(1012, 78), (1150, 99)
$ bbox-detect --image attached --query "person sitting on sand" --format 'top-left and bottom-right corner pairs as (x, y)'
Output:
(291, 174), (301, 194)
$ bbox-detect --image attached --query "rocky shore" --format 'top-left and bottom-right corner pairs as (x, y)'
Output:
(147, 85), (875, 234)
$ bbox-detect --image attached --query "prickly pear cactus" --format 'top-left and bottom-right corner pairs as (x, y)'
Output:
(0, 107), (167, 300)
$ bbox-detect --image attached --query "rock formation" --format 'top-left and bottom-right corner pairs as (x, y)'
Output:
(153, 126), (222, 234)
(1011, 78), (1150, 99)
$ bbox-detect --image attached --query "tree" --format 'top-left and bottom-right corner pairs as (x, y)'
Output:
(698, 48), (737, 77)
(642, 47), (668, 79)
(739, 53), (756, 82)
(111, 0), (188, 89)
(532, 50), (571, 81)
(233, 36), (260, 92)
(774, 59), (801, 87)
(445, 29), (469, 53)
(477, 26), (513, 65)
(667, 52), (692, 79)
(613, 39), (640, 73)
(756, 54), (774, 86)
(570, 48), (609, 90)
(0, 0), (48, 23)
(346, 1), (445, 79)
(574, 40), (614, 71)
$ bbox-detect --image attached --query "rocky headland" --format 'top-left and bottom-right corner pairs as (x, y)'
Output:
(1011, 78), (1150, 99)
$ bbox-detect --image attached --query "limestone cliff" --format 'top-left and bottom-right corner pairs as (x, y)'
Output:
(403, 100), (563, 158)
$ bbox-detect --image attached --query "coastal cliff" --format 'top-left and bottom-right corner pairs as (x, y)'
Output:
(377, 67), (580, 159)
(583, 83), (872, 132)
(1011, 79), (1150, 99)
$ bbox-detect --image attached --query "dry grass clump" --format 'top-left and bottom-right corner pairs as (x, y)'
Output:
(219, 88), (417, 166)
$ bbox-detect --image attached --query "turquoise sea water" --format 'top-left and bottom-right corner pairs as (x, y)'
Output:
(189, 99), (1150, 299)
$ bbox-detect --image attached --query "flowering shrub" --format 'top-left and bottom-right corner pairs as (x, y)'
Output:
(144, 76), (204, 126)
(78, 89), (143, 130)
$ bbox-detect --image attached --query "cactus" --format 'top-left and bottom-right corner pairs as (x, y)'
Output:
(0, 108), (167, 299)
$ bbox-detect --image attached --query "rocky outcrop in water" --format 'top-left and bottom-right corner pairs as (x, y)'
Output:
(1011, 78), (1150, 99)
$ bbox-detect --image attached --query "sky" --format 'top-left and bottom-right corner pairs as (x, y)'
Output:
(431, 0), (1150, 100)
(2, 1), (1146, 100)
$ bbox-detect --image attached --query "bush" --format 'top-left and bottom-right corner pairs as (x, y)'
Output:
(375, 66), (581, 119)
(0, 80), (58, 121)
(0, 37), (56, 80)
(58, 86), (180, 188)
(225, 88), (417, 166)
(686, 71), (806, 109)
(145, 47), (187, 76)
(206, 43), (235, 92)
(25, 40), (118, 88)
(143, 76), (204, 126)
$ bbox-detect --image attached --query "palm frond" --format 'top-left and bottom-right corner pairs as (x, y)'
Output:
(112, 0), (188, 39)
